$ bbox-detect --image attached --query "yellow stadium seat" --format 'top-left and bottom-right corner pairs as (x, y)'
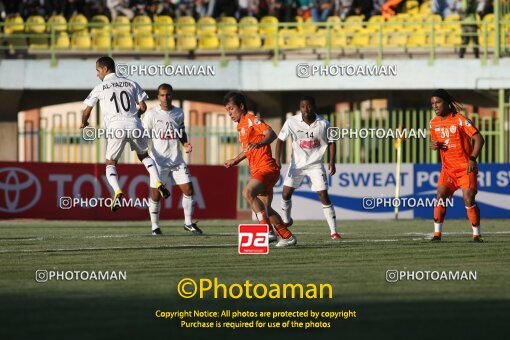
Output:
(350, 28), (371, 47)
(177, 16), (196, 35)
(68, 14), (88, 33)
(405, 1), (419, 13)
(344, 16), (364, 33)
(444, 14), (460, 22)
(220, 34), (239, 50)
(135, 34), (155, 50)
(306, 29), (327, 48)
(177, 34), (197, 50)
(299, 17), (317, 33)
(197, 16), (217, 34)
(239, 16), (258, 35)
(429, 28), (447, 47)
(113, 33), (134, 50)
(241, 34), (262, 50)
(280, 29), (305, 49)
(132, 15), (152, 34)
(445, 30), (462, 47)
(407, 29), (427, 47)
(92, 32), (111, 50)
(330, 30), (347, 47)
(46, 15), (67, 33)
(259, 16), (278, 36)
(218, 16), (237, 34)
(325, 16), (342, 32)
(25, 16), (46, 34)
(420, 2), (431, 14)
(155, 35), (175, 51)
(71, 31), (91, 50)
(112, 16), (131, 34)
(384, 29), (408, 47)
(90, 15), (110, 34)
(4, 15), (24, 34)
(198, 32), (219, 49)
(54, 32), (70, 49)
(154, 15), (174, 35)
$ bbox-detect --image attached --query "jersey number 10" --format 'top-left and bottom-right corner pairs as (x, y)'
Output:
(110, 91), (131, 113)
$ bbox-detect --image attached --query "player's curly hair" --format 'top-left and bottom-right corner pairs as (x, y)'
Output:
(223, 91), (248, 112)
(431, 89), (463, 114)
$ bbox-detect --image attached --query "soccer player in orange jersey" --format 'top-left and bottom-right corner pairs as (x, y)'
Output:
(429, 89), (485, 242)
(223, 91), (297, 247)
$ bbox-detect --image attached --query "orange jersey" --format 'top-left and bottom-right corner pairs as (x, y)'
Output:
(237, 113), (278, 172)
(429, 113), (479, 174)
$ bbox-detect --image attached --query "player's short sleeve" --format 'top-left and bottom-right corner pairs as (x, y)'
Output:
(83, 86), (100, 107)
(278, 120), (290, 141)
(133, 81), (148, 103)
(458, 115), (478, 138)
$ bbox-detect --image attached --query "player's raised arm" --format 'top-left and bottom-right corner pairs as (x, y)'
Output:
(80, 106), (93, 128)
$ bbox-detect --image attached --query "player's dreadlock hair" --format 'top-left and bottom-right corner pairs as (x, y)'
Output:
(431, 89), (463, 114)
(223, 91), (248, 113)
(96, 56), (115, 72)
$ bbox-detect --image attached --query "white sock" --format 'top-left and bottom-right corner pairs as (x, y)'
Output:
(106, 165), (121, 192)
(281, 199), (292, 224)
(182, 194), (194, 226)
(472, 226), (481, 236)
(142, 157), (161, 185)
(434, 223), (443, 234)
(149, 198), (160, 231)
(322, 204), (337, 234)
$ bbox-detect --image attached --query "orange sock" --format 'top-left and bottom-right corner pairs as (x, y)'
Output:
(274, 223), (292, 239)
(255, 211), (270, 226)
(466, 204), (480, 228)
(434, 205), (446, 224)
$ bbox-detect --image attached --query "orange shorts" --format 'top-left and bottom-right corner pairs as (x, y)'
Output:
(438, 169), (478, 193)
(251, 168), (280, 196)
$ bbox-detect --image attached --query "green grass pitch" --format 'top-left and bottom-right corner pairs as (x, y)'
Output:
(0, 219), (509, 339)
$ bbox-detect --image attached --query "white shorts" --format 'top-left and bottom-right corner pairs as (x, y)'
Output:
(283, 165), (328, 192)
(105, 122), (148, 161)
(151, 162), (192, 188)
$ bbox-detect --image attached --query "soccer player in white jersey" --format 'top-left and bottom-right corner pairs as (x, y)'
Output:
(142, 83), (202, 236)
(275, 96), (340, 239)
(80, 56), (170, 211)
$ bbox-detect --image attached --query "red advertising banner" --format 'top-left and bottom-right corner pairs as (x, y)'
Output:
(0, 162), (238, 220)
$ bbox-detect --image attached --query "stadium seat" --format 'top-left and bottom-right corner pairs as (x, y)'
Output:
(25, 16), (46, 34)
(419, 2), (431, 14)
(407, 29), (427, 47)
(176, 16), (196, 35)
(239, 16), (258, 35)
(92, 32), (111, 50)
(220, 34), (240, 50)
(240, 34), (262, 50)
(132, 15), (152, 34)
(46, 15), (67, 33)
(326, 16), (342, 31)
(135, 34), (155, 50)
(330, 30), (347, 47)
(155, 35), (175, 51)
(177, 34), (197, 51)
(306, 29), (326, 48)
(384, 28), (408, 47)
(112, 16), (131, 34)
(344, 16), (364, 33)
(445, 30), (461, 47)
(444, 14), (460, 22)
(259, 16), (279, 36)
(280, 29), (305, 49)
(68, 14), (88, 33)
(198, 32), (219, 49)
(197, 16), (217, 34)
(4, 15), (24, 34)
(299, 17), (317, 33)
(113, 33), (134, 50)
(54, 32), (70, 49)
(153, 15), (174, 35)
(218, 16), (237, 34)
(405, 0), (420, 14)
(71, 31), (91, 50)
(350, 28), (371, 47)
(90, 15), (110, 34)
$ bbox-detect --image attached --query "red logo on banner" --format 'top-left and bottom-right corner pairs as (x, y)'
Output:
(238, 224), (269, 254)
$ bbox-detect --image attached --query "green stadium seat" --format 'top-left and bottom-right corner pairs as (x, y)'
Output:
(132, 15), (152, 34)
(68, 14), (88, 33)
(197, 16), (217, 34)
(176, 16), (196, 35)
(71, 31), (91, 50)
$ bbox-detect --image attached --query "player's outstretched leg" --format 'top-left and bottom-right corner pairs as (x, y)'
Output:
(138, 154), (171, 199)
(106, 161), (124, 212)
(317, 190), (340, 240)
(431, 185), (450, 242)
(281, 186), (294, 227)
(463, 188), (482, 243)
